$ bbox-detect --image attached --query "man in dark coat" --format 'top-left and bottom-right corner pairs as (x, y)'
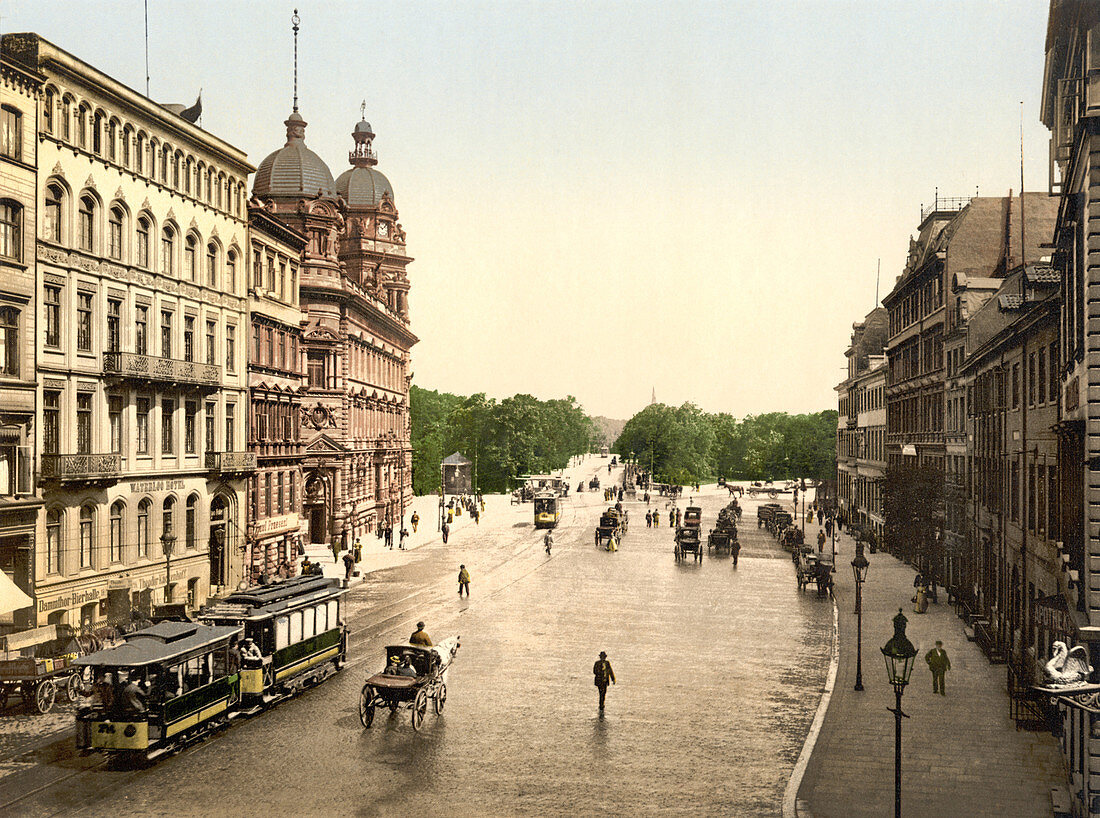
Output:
(925, 640), (951, 695)
(593, 651), (616, 710)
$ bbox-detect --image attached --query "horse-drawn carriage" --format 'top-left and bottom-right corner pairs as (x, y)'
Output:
(0, 625), (84, 714)
(675, 506), (704, 563)
(707, 504), (740, 560)
(589, 476), (600, 490)
(795, 548), (833, 597)
(595, 507), (627, 551)
(757, 503), (784, 529)
(358, 637), (460, 731)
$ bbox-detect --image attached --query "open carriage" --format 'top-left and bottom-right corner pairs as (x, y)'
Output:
(0, 625), (84, 714)
(795, 549), (834, 597)
(595, 508), (627, 551)
(674, 506), (704, 563)
(358, 637), (460, 731)
(707, 505), (740, 559)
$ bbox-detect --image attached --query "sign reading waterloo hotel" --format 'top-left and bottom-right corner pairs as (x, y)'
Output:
(130, 479), (187, 494)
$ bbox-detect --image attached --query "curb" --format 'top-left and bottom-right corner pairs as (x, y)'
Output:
(781, 585), (839, 818)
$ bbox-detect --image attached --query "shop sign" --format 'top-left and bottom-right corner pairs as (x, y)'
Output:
(129, 479), (187, 494)
(38, 587), (104, 613)
(250, 513), (300, 539)
(136, 569), (188, 590)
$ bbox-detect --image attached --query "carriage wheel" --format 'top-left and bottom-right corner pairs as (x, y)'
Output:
(412, 688), (428, 731)
(65, 672), (82, 703)
(434, 683), (447, 714)
(34, 679), (57, 714)
(358, 685), (376, 728)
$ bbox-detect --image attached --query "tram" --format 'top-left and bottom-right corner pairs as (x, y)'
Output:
(533, 491), (561, 529)
(74, 576), (349, 760)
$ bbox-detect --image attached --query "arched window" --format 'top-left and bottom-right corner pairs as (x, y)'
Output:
(43, 89), (54, 134)
(186, 494), (198, 549)
(195, 164), (204, 200)
(121, 125), (132, 167)
(137, 498), (151, 558)
(79, 504), (94, 569)
(60, 96), (71, 141)
(46, 507), (62, 574)
(136, 215), (151, 267)
(0, 201), (21, 261)
(206, 243), (217, 287)
(161, 145), (170, 183)
(162, 496), (177, 543)
(109, 500), (124, 563)
(1, 105), (22, 161)
(216, 175), (224, 209)
(44, 184), (62, 243)
(226, 250), (237, 292)
(107, 119), (118, 161)
(78, 195), (95, 252)
(207, 168), (215, 203)
(184, 158), (192, 195)
(76, 103), (89, 148)
(135, 132), (145, 174)
(92, 110), (103, 155)
(173, 153), (181, 189)
(185, 234), (197, 281)
(108, 205), (124, 260)
(161, 225), (175, 275)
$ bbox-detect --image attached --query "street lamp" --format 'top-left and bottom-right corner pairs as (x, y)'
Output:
(881, 607), (917, 818)
(851, 543), (870, 691)
(160, 528), (177, 604)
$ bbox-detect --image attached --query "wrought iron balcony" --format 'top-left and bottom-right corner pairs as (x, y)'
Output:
(103, 352), (221, 389)
(40, 453), (122, 484)
(205, 451), (257, 474)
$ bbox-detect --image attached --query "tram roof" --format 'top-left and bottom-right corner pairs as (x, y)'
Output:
(75, 622), (242, 668)
(199, 576), (345, 621)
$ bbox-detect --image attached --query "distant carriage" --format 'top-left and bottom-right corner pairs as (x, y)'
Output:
(675, 506), (704, 563)
(707, 504), (740, 558)
(595, 507), (627, 551)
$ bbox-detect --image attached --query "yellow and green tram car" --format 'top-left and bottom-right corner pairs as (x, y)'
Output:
(75, 621), (244, 759)
(533, 492), (561, 529)
(198, 575), (349, 706)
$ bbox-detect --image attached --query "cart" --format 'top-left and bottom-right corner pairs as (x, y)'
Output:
(359, 637), (460, 731)
(595, 508), (626, 551)
(0, 626), (84, 714)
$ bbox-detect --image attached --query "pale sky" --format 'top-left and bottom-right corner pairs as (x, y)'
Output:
(3, 1), (1052, 419)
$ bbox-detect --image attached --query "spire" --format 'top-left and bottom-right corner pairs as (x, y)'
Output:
(650, 387), (656, 405)
(291, 9), (300, 113)
(350, 103), (378, 168)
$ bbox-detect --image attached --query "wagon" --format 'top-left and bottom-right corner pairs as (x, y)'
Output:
(358, 637), (460, 731)
(595, 508), (627, 551)
(0, 625), (84, 714)
(675, 506), (704, 563)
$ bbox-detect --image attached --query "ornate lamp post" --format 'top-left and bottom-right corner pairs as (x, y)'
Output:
(160, 527), (177, 604)
(881, 608), (918, 818)
(851, 543), (870, 691)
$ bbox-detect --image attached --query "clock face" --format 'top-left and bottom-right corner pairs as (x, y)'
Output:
(377, 221), (389, 237)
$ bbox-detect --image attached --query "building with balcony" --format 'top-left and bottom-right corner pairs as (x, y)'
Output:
(252, 107), (416, 555)
(2, 34), (254, 628)
(0, 52), (44, 629)
(246, 201), (306, 581)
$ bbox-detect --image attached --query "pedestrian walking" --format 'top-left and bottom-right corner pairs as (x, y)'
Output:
(817, 508), (824, 525)
(441, 521), (450, 544)
(385, 526), (393, 550)
(411, 511), (419, 533)
(458, 564), (470, 596)
(676, 508), (682, 527)
(354, 537), (363, 563)
(343, 551), (355, 580)
(925, 640), (951, 695)
(593, 651), (615, 711)
(668, 509), (675, 527)
(817, 530), (826, 553)
(824, 518), (833, 537)
(399, 527), (409, 550)
(645, 510), (652, 528)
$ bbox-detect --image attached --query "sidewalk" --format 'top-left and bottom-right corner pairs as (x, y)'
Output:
(790, 524), (1067, 818)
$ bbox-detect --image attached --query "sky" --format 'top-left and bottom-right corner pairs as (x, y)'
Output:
(2, 1), (1055, 420)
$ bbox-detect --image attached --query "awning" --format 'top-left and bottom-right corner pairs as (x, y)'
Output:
(0, 571), (33, 615)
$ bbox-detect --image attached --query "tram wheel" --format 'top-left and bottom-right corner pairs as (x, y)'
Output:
(65, 672), (82, 703)
(412, 688), (428, 731)
(434, 683), (447, 715)
(359, 685), (375, 728)
(34, 679), (56, 714)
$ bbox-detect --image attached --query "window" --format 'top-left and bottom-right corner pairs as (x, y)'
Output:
(1010, 459), (1020, 522)
(184, 160), (192, 195)
(110, 501), (123, 563)
(108, 394), (123, 453)
(161, 226), (175, 275)
(43, 91), (54, 134)
(307, 352), (325, 388)
(107, 120), (117, 161)
(1049, 341), (1059, 404)
(226, 324), (236, 372)
(1038, 348), (1047, 404)
(46, 508), (61, 574)
(108, 206), (123, 260)
(277, 331), (286, 371)
(1011, 363), (1020, 409)
(184, 316), (194, 362)
(43, 391), (60, 455)
(79, 505), (93, 569)
(277, 472), (285, 513)
(1028, 463), (1037, 533)
(225, 404), (235, 450)
(136, 397), (150, 454)
(76, 393), (92, 454)
(278, 262), (287, 300)
(60, 97), (71, 141)
(0, 307), (18, 376)
(162, 496), (176, 542)
(264, 472), (272, 516)
(122, 126), (131, 167)
(206, 320), (216, 366)
(76, 104), (89, 148)
(173, 154), (180, 189)
(162, 398), (175, 454)
(0, 201), (21, 261)
(186, 494), (197, 549)
(226, 251), (237, 292)
(161, 310), (172, 358)
(185, 401), (196, 454)
(104, 298), (121, 353)
(1028, 352), (1036, 406)
(253, 249), (262, 289)
(289, 609), (302, 644)
(135, 304), (148, 355)
(78, 196), (95, 252)
(76, 292), (93, 351)
(206, 243), (217, 287)
(266, 255), (275, 291)
(136, 216), (151, 267)
(275, 616), (288, 651)
(44, 185), (62, 243)
(137, 498), (150, 558)
(92, 111), (103, 155)
(205, 402), (216, 452)
(0, 106), (21, 161)
(161, 145), (170, 183)
(185, 235), (197, 281)
(302, 605), (315, 639)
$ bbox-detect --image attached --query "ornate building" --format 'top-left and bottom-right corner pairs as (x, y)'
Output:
(0, 51), (44, 628)
(251, 106), (416, 557)
(3, 33), (254, 627)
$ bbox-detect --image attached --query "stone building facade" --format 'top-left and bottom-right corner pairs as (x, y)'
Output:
(3, 34), (254, 628)
(0, 52), (44, 628)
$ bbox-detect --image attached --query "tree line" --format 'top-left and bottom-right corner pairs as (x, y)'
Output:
(613, 404), (838, 484)
(410, 386), (599, 495)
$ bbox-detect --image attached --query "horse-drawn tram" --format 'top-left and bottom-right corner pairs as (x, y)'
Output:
(198, 575), (349, 706)
(533, 491), (562, 529)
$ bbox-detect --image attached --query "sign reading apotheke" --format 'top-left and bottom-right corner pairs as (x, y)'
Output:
(251, 513), (300, 538)
(130, 479), (187, 493)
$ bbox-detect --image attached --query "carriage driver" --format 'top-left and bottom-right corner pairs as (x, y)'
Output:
(409, 622), (433, 647)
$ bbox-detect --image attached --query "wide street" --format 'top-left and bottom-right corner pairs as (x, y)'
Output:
(0, 458), (833, 817)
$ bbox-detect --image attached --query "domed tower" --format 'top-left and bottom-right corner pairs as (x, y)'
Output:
(336, 115), (412, 323)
